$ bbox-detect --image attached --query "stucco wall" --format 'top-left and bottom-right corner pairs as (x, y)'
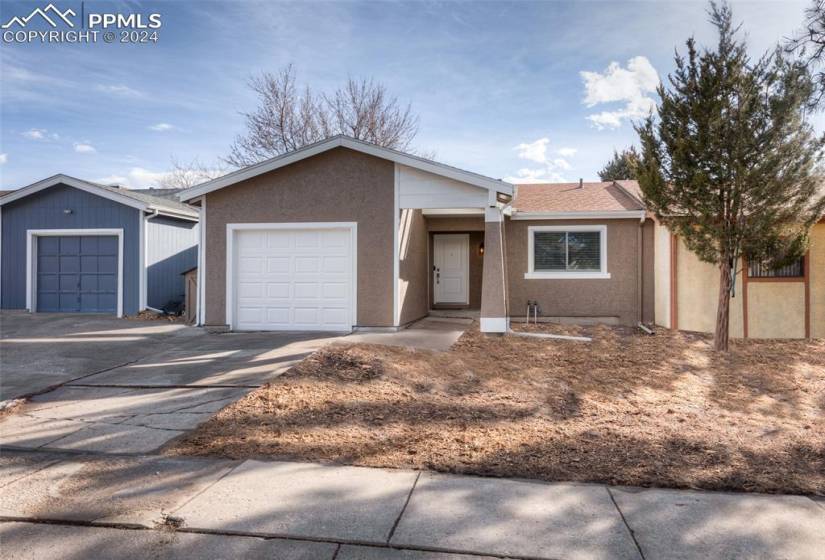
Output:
(505, 218), (644, 325)
(653, 221), (672, 328)
(675, 238), (745, 337)
(426, 216), (484, 309)
(748, 282), (806, 339)
(398, 209), (429, 325)
(203, 147), (395, 327)
(0, 184), (141, 315)
(809, 222), (825, 338)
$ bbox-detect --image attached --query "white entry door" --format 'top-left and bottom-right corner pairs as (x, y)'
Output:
(433, 234), (469, 304)
(233, 225), (354, 331)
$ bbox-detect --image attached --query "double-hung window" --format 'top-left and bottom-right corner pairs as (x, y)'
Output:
(526, 225), (609, 279)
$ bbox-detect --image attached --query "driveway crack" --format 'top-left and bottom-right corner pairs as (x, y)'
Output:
(386, 471), (420, 544)
(606, 486), (646, 560)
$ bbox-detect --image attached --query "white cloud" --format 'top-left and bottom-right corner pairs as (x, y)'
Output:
(503, 167), (567, 184)
(96, 84), (143, 97)
(508, 137), (574, 183)
(515, 138), (549, 163)
(580, 56), (659, 129)
(96, 167), (168, 189)
(74, 143), (96, 154)
(149, 123), (175, 132)
(0, 153), (7, 165)
(22, 128), (58, 141)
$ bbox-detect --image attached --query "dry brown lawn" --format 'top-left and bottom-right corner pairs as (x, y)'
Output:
(166, 324), (825, 495)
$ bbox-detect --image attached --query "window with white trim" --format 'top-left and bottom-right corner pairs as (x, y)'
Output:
(526, 225), (610, 279)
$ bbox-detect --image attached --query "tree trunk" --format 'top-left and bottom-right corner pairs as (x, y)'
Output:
(714, 259), (733, 351)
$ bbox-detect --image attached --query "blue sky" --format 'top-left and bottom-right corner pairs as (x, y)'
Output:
(0, 0), (818, 189)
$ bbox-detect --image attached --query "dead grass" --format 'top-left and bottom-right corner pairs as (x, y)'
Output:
(167, 324), (825, 495)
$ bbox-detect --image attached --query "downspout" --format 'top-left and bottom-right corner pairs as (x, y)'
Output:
(637, 214), (652, 334)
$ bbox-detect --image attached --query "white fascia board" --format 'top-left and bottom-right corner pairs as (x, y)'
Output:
(0, 174), (148, 211)
(422, 208), (485, 216)
(179, 136), (513, 202)
(152, 208), (199, 221)
(511, 210), (646, 220)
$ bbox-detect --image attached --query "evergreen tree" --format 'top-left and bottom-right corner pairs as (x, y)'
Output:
(636, 1), (824, 351)
(598, 147), (640, 181)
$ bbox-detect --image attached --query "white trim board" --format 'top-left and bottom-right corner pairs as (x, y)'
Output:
(26, 228), (125, 317)
(225, 222), (358, 332)
(197, 198), (205, 326)
(511, 210), (645, 220)
(526, 224), (610, 280)
(180, 136), (513, 202)
(393, 165), (401, 326)
(0, 174), (199, 218)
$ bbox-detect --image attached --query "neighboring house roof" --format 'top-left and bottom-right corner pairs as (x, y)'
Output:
(178, 135), (513, 202)
(511, 181), (645, 219)
(0, 174), (199, 219)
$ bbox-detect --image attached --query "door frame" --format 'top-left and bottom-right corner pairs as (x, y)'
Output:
(433, 233), (470, 305)
(225, 222), (358, 331)
(26, 229), (125, 317)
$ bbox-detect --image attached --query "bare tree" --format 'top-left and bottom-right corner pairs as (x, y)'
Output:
(787, 0), (825, 107)
(226, 65), (421, 167)
(156, 156), (228, 189)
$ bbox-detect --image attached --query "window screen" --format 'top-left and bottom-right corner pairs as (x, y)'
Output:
(533, 230), (602, 272)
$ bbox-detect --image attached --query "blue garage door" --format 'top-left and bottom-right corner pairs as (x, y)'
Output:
(37, 236), (118, 313)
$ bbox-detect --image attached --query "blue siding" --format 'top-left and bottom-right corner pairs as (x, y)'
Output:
(1, 184), (141, 315)
(146, 215), (199, 309)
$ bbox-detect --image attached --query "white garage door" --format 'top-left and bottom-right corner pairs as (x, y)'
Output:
(233, 226), (354, 331)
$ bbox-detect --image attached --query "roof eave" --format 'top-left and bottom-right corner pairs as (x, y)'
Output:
(179, 135), (513, 202)
(510, 210), (647, 220)
(0, 174), (149, 211)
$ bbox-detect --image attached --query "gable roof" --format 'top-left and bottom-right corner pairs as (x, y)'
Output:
(178, 135), (513, 202)
(511, 180), (645, 219)
(0, 174), (199, 219)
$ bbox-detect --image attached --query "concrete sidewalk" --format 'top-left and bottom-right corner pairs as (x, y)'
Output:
(1, 449), (822, 560)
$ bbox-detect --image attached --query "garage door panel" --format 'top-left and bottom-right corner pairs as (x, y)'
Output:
(60, 236), (80, 253)
(267, 257), (290, 273)
(266, 307), (291, 324)
(267, 283), (290, 298)
(235, 227), (353, 331)
(239, 256), (264, 274)
(80, 274), (99, 291)
(38, 255), (59, 273)
(294, 231), (320, 248)
(294, 257), (319, 273)
(37, 235), (118, 314)
(39, 237), (60, 254)
(59, 274), (79, 291)
(60, 255), (80, 273)
(81, 255), (98, 272)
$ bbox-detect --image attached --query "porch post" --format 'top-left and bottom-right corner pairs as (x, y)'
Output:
(480, 205), (508, 333)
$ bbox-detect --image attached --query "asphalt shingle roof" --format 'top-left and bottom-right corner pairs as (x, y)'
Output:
(513, 181), (644, 213)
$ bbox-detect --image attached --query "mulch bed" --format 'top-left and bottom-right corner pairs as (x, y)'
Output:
(166, 324), (825, 495)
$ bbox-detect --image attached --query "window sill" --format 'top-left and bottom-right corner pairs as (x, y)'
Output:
(524, 271), (611, 280)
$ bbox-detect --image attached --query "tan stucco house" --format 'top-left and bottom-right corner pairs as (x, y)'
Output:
(178, 135), (821, 339)
(179, 135), (654, 335)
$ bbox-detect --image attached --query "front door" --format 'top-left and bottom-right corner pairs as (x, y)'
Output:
(433, 234), (469, 305)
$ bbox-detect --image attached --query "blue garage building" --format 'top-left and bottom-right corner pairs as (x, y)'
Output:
(0, 174), (199, 316)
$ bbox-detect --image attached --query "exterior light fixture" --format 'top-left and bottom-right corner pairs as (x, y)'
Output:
(63, 209), (73, 214)
(479, 242), (484, 256)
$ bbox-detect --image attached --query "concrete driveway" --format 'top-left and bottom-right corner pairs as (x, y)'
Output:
(0, 312), (339, 454)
